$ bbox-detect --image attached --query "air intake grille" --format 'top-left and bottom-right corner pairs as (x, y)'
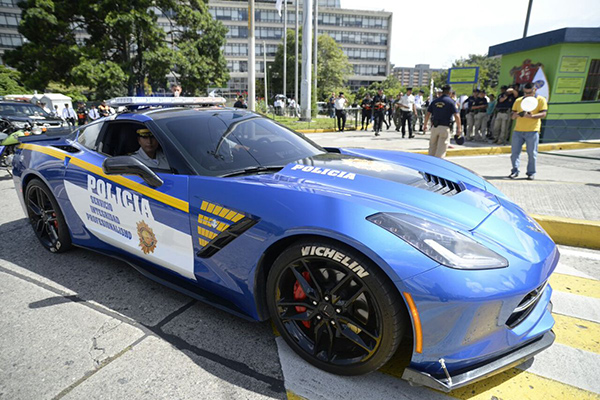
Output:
(506, 281), (547, 328)
(420, 172), (463, 196)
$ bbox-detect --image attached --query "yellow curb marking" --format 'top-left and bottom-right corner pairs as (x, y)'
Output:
(532, 214), (600, 250)
(550, 273), (600, 299)
(287, 390), (309, 400)
(553, 313), (600, 355)
(410, 141), (600, 157)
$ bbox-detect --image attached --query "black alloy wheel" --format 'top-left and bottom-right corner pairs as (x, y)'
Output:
(25, 179), (72, 253)
(267, 240), (405, 375)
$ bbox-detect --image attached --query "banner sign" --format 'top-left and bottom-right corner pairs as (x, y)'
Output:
(555, 77), (585, 95)
(447, 67), (479, 84)
(559, 56), (588, 73)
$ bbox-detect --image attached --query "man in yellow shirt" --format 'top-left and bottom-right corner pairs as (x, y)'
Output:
(508, 82), (548, 180)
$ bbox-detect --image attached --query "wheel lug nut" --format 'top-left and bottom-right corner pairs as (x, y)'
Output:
(336, 308), (341, 313)
(312, 301), (318, 306)
(324, 296), (329, 301)
(316, 315), (322, 320)
(330, 320), (335, 325)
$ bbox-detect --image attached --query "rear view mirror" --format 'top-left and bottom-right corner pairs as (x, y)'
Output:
(102, 156), (163, 187)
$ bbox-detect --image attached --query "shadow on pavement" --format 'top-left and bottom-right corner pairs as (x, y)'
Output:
(0, 216), (286, 399)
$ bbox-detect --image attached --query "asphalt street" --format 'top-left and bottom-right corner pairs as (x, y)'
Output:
(1, 137), (599, 400)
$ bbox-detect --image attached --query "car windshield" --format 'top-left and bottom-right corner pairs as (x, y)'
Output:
(0, 103), (51, 118)
(153, 109), (325, 176)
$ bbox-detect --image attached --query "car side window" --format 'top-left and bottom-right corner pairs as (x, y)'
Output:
(77, 122), (102, 150)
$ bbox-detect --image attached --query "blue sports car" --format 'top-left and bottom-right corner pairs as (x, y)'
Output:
(12, 97), (557, 391)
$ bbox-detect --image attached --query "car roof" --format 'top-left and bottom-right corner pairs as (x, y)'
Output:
(115, 107), (257, 122)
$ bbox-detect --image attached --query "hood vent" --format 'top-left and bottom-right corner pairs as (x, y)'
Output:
(421, 172), (463, 196)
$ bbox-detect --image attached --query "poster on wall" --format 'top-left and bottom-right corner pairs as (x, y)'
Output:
(532, 67), (550, 99)
(510, 59), (543, 84)
(555, 77), (585, 94)
(559, 56), (588, 73)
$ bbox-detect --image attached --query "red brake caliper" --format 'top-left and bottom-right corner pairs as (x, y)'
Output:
(293, 271), (312, 328)
(52, 212), (58, 229)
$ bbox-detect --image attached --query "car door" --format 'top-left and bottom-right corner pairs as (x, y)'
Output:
(63, 119), (196, 282)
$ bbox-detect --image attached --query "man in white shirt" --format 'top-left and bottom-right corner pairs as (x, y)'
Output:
(333, 92), (347, 132)
(88, 105), (100, 121)
(413, 90), (425, 133)
(131, 128), (170, 170)
(399, 87), (417, 138)
(61, 103), (77, 126)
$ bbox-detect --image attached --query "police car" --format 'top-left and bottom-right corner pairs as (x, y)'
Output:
(12, 97), (557, 391)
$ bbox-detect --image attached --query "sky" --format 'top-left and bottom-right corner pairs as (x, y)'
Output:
(342, 0), (600, 68)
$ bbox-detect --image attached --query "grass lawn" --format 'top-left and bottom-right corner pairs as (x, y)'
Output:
(259, 112), (364, 131)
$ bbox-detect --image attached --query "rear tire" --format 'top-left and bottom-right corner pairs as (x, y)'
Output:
(267, 239), (405, 375)
(25, 178), (72, 253)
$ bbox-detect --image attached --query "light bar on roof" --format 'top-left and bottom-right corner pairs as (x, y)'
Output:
(107, 96), (226, 107)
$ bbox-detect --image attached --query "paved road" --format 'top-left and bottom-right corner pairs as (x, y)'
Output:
(1, 145), (599, 400)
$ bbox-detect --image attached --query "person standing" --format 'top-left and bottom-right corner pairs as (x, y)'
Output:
(88, 105), (100, 121)
(360, 93), (372, 130)
(52, 105), (60, 118)
(328, 92), (336, 119)
(76, 102), (88, 126)
(334, 92), (347, 132)
(493, 85), (515, 145)
(465, 89), (479, 140)
(372, 89), (387, 136)
(423, 85), (462, 158)
(288, 97), (298, 117)
(508, 82), (548, 180)
(393, 94), (402, 132)
(399, 87), (416, 138)
(171, 84), (182, 97)
(98, 101), (110, 118)
(233, 96), (248, 108)
(61, 103), (76, 126)
(471, 90), (488, 141)
(485, 94), (496, 139)
(413, 90), (425, 133)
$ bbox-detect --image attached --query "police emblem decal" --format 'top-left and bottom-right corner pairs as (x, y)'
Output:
(137, 220), (157, 254)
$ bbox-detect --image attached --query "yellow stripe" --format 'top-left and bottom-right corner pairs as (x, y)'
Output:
(445, 367), (599, 400)
(217, 222), (230, 232)
(286, 390), (308, 400)
(207, 203), (215, 213)
(197, 226), (217, 239)
(198, 219), (214, 229)
(550, 273), (600, 299)
(218, 207), (230, 217)
(231, 213), (244, 223)
(20, 143), (67, 160)
(224, 210), (238, 221)
(553, 313), (600, 354)
(22, 143), (189, 213)
(200, 201), (208, 211)
(198, 238), (208, 247)
(212, 205), (223, 216)
(68, 156), (189, 213)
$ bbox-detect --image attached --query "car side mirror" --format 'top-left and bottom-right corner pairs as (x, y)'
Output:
(102, 156), (164, 188)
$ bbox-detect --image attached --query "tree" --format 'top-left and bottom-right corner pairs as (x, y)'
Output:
(5, 0), (229, 98)
(433, 54), (501, 96)
(0, 65), (27, 95)
(271, 29), (352, 102)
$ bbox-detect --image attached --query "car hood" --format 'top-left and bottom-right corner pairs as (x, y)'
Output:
(253, 151), (500, 230)
(3, 115), (64, 125)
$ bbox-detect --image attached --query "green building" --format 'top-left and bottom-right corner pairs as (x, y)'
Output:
(488, 27), (600, 142)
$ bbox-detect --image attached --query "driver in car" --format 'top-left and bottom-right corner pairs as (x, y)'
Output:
(132, 128), (170, 170)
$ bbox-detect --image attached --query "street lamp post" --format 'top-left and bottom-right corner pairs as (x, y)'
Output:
(300, 0), (312, 120)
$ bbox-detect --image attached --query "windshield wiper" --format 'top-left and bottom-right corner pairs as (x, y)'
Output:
(221, 166), (286, 177)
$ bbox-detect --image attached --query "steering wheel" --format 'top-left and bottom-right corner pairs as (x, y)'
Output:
(0, 118), (14, 134)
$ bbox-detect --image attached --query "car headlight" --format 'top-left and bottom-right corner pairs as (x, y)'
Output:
(13, 121), (27, 128)
(367, 213), (508, 270)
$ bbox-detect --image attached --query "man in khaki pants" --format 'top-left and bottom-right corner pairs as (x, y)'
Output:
(424, 85), (462, 158)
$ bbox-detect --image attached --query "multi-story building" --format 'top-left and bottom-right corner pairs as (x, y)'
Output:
(392, 64), (443, 88)
(207, 0), (393, 96)
(1, 0), (393, 97)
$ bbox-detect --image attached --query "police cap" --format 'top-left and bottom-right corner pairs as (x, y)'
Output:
(136, 128), (153, 137)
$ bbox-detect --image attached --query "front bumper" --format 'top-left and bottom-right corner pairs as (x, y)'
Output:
(402, 328), (555, 392)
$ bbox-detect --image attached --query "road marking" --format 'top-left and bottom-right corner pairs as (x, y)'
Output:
(551, 290), (600, 324)
(558, 247), (600, 261)
(287, 390), (308, 400)
(553, 313), (600, 354)
(446, 367), (600, 400)
(550, 273), (600, 299)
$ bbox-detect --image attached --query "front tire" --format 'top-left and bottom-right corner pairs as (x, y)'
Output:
(25, 178), (72, 253)
(267, 240), (405, 375)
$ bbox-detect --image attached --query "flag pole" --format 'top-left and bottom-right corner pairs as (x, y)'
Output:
(283, 0), (287, 99)
(263, 41), (268, 107)
(300, 0), (312, 120)
(313, 0), (318, 103)
(248, 0), (255, 111)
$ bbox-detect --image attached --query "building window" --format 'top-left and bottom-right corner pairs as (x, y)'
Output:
(582, 59), (600, 101)
(0, 12), (20, 28)
(0, 33), (22, 48)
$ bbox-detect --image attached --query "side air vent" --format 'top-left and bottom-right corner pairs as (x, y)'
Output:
(52, 145), (80, 153)
(420, 172), (463, 196)
(506, 281), (547, 328)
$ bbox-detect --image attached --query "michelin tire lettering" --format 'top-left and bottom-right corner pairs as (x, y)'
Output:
(301, 246), (369, 278)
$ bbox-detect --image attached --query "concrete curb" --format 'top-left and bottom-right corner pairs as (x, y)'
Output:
(532, 214), (600, 250)
(296, 128), (337, 133)
(410, 141), (600, 157)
